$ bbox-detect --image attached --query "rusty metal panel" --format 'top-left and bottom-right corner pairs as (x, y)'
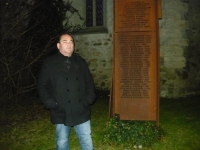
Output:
(113, 0), (159, 121)
(114, 0), (157, 32)
(114, 32), (158, 120)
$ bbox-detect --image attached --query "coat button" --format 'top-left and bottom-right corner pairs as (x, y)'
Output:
(67, 89), (69, 91)
(79, 99), (81, 102)
(78, 88), (80, 91)
(76, 77), (78, 80)
(66, 78), (68, 80)
(68, 100), (71, 103)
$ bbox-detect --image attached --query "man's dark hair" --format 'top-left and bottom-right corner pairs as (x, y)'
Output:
(57, 33), (74, 43)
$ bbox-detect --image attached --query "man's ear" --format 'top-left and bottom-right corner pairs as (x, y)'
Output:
(57, 43), (60, 49)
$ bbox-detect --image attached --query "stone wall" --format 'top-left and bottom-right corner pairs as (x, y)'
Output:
(70, 0), (114, 90)
(64, 0), (200, 98)
(159, 0), (200, 98)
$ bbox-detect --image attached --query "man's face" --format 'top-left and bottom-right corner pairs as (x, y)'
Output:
(57, 34), (74, 57)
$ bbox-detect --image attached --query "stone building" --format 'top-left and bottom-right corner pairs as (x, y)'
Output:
(65, 0), (200, 98)
(1, 0), (199, 99)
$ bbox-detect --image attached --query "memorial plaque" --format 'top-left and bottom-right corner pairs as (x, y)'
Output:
(112, 0), (159, 122)
(114, 31), (158, 120)
(115, 0), (157, 32)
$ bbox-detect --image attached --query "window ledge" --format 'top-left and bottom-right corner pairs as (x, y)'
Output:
(73, 26), (108, 35)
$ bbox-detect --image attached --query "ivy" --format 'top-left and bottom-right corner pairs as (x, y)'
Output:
(103, 115), (165, 148)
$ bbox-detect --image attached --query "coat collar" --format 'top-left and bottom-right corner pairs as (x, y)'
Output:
(53, 52), (75, 75)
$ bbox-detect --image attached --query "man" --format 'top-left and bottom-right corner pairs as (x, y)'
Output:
(37, 33), (96, 150)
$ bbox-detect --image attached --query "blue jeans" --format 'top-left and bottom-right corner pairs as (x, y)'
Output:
(55, 120), (93, 150)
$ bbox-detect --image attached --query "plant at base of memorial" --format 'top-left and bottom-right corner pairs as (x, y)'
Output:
(103, 115), (165, 148)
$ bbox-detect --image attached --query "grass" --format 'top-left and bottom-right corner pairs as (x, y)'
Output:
(0, 95), (200, 150)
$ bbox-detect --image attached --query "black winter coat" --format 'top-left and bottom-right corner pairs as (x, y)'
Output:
(37, 52), (96, 126)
